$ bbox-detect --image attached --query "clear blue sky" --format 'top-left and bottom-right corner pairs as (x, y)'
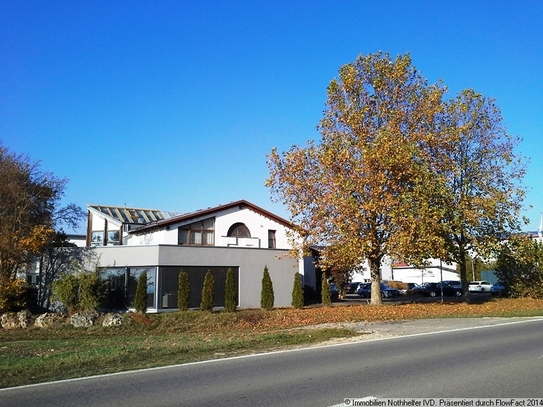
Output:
(1, 0), (542, 233)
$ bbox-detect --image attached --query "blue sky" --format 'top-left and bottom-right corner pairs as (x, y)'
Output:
(1, 0), (542, 233)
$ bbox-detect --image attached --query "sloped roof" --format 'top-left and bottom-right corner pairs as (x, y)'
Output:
(129, 200), (293, 233)
(87, 204), (184, 225)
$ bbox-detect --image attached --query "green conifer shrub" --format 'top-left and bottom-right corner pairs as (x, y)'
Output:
(177, 270), (190, 311)
(134, 271), (148, 313)
(224, 268), (237, 312)
(291, 272), (304, 309)
(200, 270), (215, 311)
(78, 272), (103, 312)
(321, 272), (331, 306)
(260, 266), (274, 311)
(51, 274), (78, 314)
(51, 272), (103, 314)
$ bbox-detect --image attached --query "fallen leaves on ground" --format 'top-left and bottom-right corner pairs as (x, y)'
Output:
(187, 298), (543, 334)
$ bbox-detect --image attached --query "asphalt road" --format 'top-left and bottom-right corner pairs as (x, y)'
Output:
(2, 317), (542, 407)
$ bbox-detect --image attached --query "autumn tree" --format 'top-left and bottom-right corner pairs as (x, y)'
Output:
(267, 53), (448, 305)
(0, 145), (85, 284)
(438, 90), (526, 295)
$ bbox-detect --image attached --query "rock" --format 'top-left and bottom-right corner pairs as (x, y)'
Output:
(1, 313), (18, 330)
(1, 310), (32, 329)
(34, 312), (67, 328)
(70, 311), (99, 328)
(18, 310), (32, 329)
(102, 313), (123, 327)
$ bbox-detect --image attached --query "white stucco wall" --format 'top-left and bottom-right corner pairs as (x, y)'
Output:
(123, 206), (292, 249)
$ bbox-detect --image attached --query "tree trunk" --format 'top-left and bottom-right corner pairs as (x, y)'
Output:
(369, 257), (383, 306)
(458, 241), (468, 301)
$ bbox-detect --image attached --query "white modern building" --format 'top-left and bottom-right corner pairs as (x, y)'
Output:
(85, 200), (316, 311)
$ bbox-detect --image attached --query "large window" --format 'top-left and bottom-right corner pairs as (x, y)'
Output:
(99, 267), (155, 310)
(178, 218), (215, 246)
(159, 266), (238, 309)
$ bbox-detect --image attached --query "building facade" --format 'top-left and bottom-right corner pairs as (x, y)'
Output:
(86, 200), (316, 311)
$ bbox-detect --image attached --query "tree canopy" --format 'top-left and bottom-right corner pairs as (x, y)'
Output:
(266, 52), (526, 304)
(438, 90), (526, 293)
(0, 144), (85, 282)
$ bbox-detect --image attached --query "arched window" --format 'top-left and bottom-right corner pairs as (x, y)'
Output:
(227, 223), (251, 238)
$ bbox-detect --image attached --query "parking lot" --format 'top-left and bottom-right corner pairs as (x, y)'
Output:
(333, 291), (494, 305)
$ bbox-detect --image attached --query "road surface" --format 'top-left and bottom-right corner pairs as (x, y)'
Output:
(1, 317), (542, 406)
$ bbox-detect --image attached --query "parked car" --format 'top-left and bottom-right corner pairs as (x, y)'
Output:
(491, 282), (506, 295)
(356, 283), (371, 298)
(399, 282), (419, 295)
(468, 281), (493, 293)
(345, 282), (361, 294)
(413, 282), (462, 297)
(329, 283), (339, 300)
(442, 280), (462, 289)
(357, 282), (399, 298)
(381, 283), (400, 298)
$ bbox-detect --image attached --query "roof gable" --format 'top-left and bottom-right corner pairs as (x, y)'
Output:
(130, 200), (292, 233)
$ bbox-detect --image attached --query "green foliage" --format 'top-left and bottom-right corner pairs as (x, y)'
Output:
(77, 272), (102, 312)
(0, 278), (28, 312)
(321, 273), (331, 307)
(200, 270), (215, 311)
(291, 272), (304, 309)
(134, 271), (148, 313)
(260, 265), (274, 310)
(51, 272), (103, 314)
(224, 268), (237, 312)
(177, 270), (190, 311)
(495, 235), (543, 299)
(51, 274), (78, 313)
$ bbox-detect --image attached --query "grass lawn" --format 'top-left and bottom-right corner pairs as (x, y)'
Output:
(1, 297), (543, 389)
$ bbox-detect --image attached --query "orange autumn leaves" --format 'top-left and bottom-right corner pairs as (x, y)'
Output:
(183, 298), (543, 334)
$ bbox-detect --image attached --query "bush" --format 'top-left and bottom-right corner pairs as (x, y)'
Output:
(178, 270), (190, 311)
(134, 271), (148, 313)
(321, 273), (331, 306)
(200, 270), (215, 311)
(0, 278), (28, 312)
(51, 272), (103, 314)
(496, 235), (543, 299)
(291, 272), (304, 309)
(224, 268), (237, 312)
(260, 266), (274, 311)
(51, 274), (78, 313)
(78, 272), (102, 311)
